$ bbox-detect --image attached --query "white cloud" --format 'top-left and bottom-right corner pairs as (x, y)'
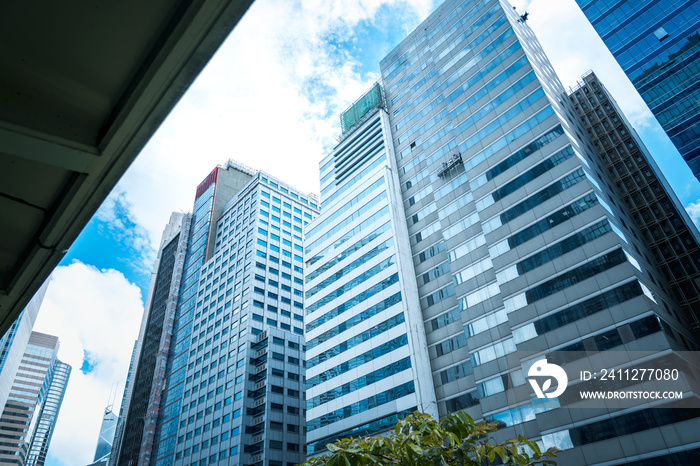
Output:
(34, 262), (144, 466)
(115, 0), (436, 249)
(94, 189), (156, 278)
(686, 200), (700, 230)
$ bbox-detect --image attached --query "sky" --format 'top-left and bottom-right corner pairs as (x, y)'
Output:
(28, 0), (700, 465)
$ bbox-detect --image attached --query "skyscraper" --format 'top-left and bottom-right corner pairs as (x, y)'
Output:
(112, 161), (319, 466)
(25, 358), (71, 466)
(0, 331), (71, 466)
(305, 0), (700, 464)
(0, 283), (48, 415)
(575, 0), (700, 182)
(90, 406), (118, 466)
(305, 85), (438, 455)
(568, 70), (700, 327)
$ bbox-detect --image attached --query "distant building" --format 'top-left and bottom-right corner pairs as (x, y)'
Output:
(0, 283), (48, 415)
(576, 0), (700, 182)
(107, 341), (137, 466)
(90, 407), (118, 465)
(0, 332), (71, 466)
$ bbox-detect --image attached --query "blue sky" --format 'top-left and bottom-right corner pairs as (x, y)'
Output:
(60, 195), (155, 298)
(33, 0), (700, 464)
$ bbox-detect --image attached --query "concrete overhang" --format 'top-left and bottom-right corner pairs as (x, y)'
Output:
(0, 0), (254, 336)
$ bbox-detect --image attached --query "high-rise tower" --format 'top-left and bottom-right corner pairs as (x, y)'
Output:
(89, 406), (118, 466)
(575, 0), (700, 182)
(0, 283), (48, 416)
(305, 85), (438, 455)
(112, 161), (319, 466)
(0, 331), (71, 466)
(305, 0), (700, 464)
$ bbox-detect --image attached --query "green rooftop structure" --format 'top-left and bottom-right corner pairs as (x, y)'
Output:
(340, 82), (386, 134)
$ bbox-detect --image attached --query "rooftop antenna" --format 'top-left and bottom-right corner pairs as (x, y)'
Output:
(106, 381), (118, 413)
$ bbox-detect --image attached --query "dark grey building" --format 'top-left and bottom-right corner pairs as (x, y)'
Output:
(569, 70), (700, 328)
(575, 0), (700, 182)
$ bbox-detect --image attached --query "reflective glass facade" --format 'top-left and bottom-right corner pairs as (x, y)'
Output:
(305, 106), (438, 452)
(92, 407), (117, 464)
(576, 0), (700, 181)
(0, 332), (70, 466)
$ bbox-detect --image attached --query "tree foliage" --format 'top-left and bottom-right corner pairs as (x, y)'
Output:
(302, 411), (559, 466)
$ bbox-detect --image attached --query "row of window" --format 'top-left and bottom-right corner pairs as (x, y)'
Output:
(306, 292), (402, 350)
(497, 220), (614, 285)
(259, 175), (317, 208)
(306, 254), (396, 312)
(322, 153), (387, 209)
(307, 357), (412, 409)
(472, 125), (565, 189)
(306, 273), (400, 332)
(313, 175), (384, 237)
(513, 280), (646, 343)
(307, 381), (416, 431)
(505, 248), (630, 313)
(489, 192), (599, 258)
(400, 42), (527, 191)
(181, 409), (240, 442)
(307, 221), (391, 283)
(481, 145), (576, 213)
(307, 334), (409, 389)
(307, 312), (405, 369)
(398, 30), (521, 173)
(485, 167), (587, 233)
(307, 407), (416, 455)
(384, 0), (490, 90)
(463, 106), (556, 177)
(258, 202), (305, 224)
(307, 206), (389, 266)
(455, 71), (539, 146)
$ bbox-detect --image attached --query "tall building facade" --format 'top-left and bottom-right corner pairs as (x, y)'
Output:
(569, 70), (700, 327)
(305, 86), (438, 455)
(575, 0), (700, 182)
(306, 0), (700, 464)
(25, 358), (71, 466)
(107, 341), (137, 466)
(112, 161), (319, 466)
(0, 331), (71, 466)
(0, 283), (48, 416)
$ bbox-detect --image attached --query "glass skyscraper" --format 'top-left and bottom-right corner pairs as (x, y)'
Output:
(112, 161), (319, 466)
(305, 0), (700, 464)
(25, 358), (71, 466)
(90, 406), (118, 466)
(576, 0), (700, 182)
(0, 283), (48, 416)
(0, 331), (71, 466)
